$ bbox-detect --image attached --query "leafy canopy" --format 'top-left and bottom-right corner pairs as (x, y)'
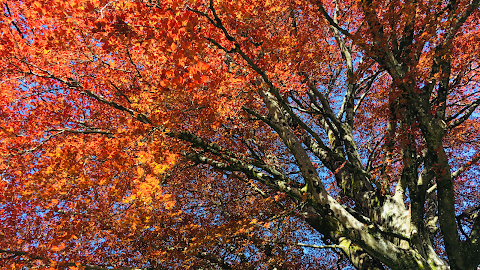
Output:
(0, 0), (479, 269)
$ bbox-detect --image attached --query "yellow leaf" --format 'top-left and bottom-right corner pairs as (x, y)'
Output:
(154, 164), (167, 174)
(137, 167), (145, 177)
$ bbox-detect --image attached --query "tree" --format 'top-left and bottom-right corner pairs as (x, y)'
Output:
(0, 0), (479, 269)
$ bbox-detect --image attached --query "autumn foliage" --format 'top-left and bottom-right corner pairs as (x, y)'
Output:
(0, 0), (479, 269)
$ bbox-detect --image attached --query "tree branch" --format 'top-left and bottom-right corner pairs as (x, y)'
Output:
(442, 0), (480, 44)
(447, 98), (480, 129)
(313, 0), (353, 38)
(196, 251), (232, 270)
(451, 150), (480, 179)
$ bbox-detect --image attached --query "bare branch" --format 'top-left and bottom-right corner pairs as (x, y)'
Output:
(313, 0), (353, 38)
(447, 98), (480, 129)
(451, 151), (480, 179)
(47, 128), (114, 138)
